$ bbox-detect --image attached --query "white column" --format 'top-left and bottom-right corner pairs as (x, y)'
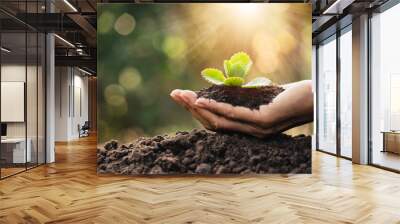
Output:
(352, 14), (369, 164)
(45, 0), (55, 164)
(46, 32), (55, 163)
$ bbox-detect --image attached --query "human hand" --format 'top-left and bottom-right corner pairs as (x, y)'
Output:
(170, 80), (313, 138)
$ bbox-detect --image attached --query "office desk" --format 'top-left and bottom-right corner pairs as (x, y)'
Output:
(1, 138), (31, 163)
(381, 131), (400, 154)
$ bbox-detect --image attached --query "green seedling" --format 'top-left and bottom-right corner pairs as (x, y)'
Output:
(201, 52), (271, 88)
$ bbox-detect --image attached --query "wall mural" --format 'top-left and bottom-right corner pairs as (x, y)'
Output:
(97, 3), (312, 175)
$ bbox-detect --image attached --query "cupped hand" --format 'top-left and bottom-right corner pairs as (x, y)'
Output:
(170, 80), (313, 138)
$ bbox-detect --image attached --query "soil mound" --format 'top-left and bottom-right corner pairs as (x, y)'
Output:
(97, 129), (311, 175)
(197, 85), (284, 110)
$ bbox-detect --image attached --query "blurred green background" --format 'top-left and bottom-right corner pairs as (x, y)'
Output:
(98, 3), (311, 144)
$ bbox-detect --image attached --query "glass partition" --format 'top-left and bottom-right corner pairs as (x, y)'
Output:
(0, 2), (46, 179)
(1, 30), (28, 177)
(317, 36), (337, 154)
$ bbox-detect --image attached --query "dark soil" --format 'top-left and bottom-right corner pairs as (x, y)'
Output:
(98, 84), (311, 175)
(97, 129), (311, 175)
(197, 85), (284, 110)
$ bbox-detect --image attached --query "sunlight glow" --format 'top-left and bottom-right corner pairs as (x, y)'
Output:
(220, 4), (265, 27)
(236, 4), (263, 16)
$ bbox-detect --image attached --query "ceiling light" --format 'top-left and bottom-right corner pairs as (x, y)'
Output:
(63, 0), (78, 12)
(54, 34), (75, 48)
(78, 67), (93, 76)
(1, 47), (11, 53)
(323, 0), (355, 15)
(76, 48), (86, 55)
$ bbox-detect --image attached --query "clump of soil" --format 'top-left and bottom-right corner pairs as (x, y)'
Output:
(97, 129), (311, 175)
(197, 85), (284, 110)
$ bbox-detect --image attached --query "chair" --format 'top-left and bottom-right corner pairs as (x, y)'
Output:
(79, 121), (90, 138)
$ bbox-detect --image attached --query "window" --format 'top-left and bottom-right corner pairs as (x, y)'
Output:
(339, 28), (352, 158)
(370, 3), (400, 171)
(317, 36), (337, 154)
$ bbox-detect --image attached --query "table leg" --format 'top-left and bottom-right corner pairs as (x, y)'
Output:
(382, 133), (386, 153)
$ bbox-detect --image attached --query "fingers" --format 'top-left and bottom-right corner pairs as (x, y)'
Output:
(170, 89), (198, 110)
(180, 90), (198, 104)
(171, 89), (214, 129)
(170, 89), (269, 137)
(170, 89), (187, 108)
(194, 98), (266, 125)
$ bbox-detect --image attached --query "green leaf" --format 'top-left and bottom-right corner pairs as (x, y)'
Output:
(201, 68), (226, 85)
(223, 60), (231, 76)
(242, 77), (272, 88)
(230, 52), (251, 65)
(225, 52), (252, 77)
(229, 63), (247, 77)
(224, 77), (245, 86)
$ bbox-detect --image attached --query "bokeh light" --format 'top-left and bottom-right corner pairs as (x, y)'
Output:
(98, 11), (115, 34)
(162, 36), (187, 59)
(114, 13), (136, 36)
(104, 84), (126, 107)
(118, 67), (142, 91)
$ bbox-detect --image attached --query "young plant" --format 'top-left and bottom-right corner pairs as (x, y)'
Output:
(201, 52), (271, 88)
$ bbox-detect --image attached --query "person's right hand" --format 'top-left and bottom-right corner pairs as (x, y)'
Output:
(170, 80), (313, 138)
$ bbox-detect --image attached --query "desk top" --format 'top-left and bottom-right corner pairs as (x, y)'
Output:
(1, 138), (29, 143)
(381, 131), (400, 134)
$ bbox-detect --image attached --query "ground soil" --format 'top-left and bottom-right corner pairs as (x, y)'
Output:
(197, 85), (284, 110)
(98, 84), (311, 175)
(97, 129), (311, 175)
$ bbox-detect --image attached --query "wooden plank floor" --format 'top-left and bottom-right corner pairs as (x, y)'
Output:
(1, 135), (400, 224)
(1, 167), (26, 178)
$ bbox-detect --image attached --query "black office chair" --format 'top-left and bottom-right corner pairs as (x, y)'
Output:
(79, 121), (90, 138)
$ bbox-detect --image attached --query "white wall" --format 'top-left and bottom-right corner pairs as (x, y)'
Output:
(55, 67), (69, 141)
(1, 65), (40, 138)
(55, 67), (89, 141)
(1, 64), (46, 164)
(72, 73), (89, 138)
